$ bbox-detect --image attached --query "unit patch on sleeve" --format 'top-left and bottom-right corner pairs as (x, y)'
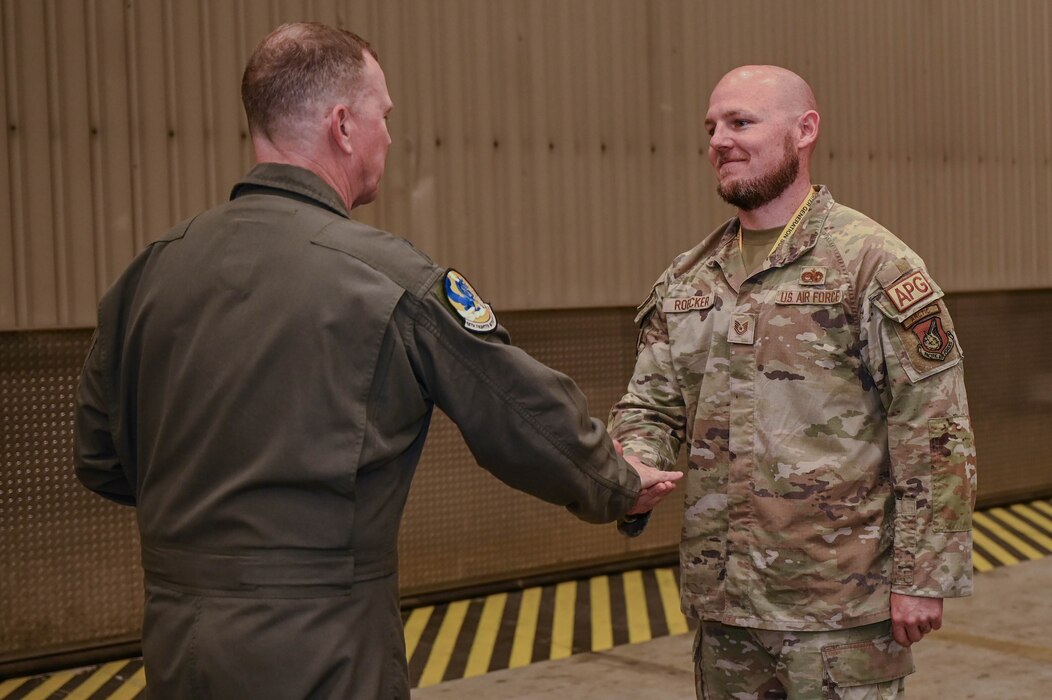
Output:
(885, 269), (935, 312)
(444, 269), (497, 333)
(910, 311), (954, 361)
(893, 302), (961, 380)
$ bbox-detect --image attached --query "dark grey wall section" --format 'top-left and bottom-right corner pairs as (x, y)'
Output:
(2, 295), (1050, 665)
(944, 292), (1052, 506)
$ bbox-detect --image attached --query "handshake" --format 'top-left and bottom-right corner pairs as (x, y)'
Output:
(613, 440), (683, 515)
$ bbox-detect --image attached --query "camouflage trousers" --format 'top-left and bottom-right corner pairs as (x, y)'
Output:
(693, 620), (915, 699)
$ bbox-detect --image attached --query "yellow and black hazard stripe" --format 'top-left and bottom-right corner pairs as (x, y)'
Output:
(402, 566), (688, 688)
(970, 499), (1052, 571)
(4, 497), (1052, 699)
(0, 660), (144, 699)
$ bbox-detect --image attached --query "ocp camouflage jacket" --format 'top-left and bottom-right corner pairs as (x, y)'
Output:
(610, 186), (976, 631)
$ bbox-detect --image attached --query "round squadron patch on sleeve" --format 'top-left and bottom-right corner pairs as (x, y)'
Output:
(443, 269), (497, 333)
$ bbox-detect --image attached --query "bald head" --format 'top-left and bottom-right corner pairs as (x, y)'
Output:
(711, 65), (818, 125)
(704, 66), (820, 218)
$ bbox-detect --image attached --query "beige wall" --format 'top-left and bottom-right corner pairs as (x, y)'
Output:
(2, 0), (1051, 329)
(4, 2), (1052, 667)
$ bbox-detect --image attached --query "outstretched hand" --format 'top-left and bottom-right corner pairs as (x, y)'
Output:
(890, 593), (943, 647)
(623, 454), (682, 514)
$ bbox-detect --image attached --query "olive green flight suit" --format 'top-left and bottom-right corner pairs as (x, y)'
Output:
(74, 163), (640, 699)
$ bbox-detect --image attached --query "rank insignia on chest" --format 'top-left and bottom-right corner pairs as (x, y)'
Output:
(799, 266), (827, 285)
(908, 310), (955, 361)
(444, 269), (497, 333)
(728, 312), (756, 345)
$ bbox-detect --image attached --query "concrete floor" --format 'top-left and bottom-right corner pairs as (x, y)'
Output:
(413, 556), (1052, 699)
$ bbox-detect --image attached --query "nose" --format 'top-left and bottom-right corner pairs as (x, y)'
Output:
(709, 123), (732, 151)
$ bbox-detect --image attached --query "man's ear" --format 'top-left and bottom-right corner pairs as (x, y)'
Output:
(797, 110), (820, 149)
(330, 104), (355, 155)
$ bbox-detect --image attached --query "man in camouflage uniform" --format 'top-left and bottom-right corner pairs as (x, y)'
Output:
(609, 66), (976, 698)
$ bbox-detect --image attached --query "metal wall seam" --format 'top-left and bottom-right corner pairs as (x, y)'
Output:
(43, 1), (69, 326)
(86, 0), (109, 300)
(123, 0), (145, 257)
(50, 1), (97, 326)
(16, 1), (59, 327)
(198, 0), (218, 206)
(0, 0), (20, 327)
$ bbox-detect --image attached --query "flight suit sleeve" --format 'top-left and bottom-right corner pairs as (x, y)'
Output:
(861, 260), (976, 598)
(607, 271), (688, 474)
(73, 322), (136, 506)
(402, 274), (641, 524)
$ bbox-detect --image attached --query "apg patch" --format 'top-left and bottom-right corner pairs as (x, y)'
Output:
(885, 269), (935, 312)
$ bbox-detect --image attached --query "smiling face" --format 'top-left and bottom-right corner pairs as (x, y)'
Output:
(704, 66), (818, 211)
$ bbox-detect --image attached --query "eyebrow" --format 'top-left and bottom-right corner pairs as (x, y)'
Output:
(705, 108), (760, 127)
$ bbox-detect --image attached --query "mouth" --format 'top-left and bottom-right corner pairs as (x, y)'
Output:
(716, 159), (746, 177)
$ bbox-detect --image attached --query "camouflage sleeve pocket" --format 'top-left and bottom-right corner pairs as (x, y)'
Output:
(929, 416), (976, 532)
(822, 635), (915, 687)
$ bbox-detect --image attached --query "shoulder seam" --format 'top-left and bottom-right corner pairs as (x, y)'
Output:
(310, 218), (440, 298)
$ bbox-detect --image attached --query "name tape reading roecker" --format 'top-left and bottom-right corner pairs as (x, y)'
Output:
(662, 295), (714, 313)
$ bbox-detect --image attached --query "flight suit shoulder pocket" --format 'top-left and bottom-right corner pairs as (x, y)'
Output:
(822, 635), (915, 687)
(929, 416), (976, 532)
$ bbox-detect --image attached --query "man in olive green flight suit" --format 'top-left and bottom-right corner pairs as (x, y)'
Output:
(73, 23), (681, 699)
(610, 66), (976, 698)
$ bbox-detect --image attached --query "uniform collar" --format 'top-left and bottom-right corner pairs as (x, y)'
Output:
(768, 184), (835, 267)
(230, 163), (351, 218)
(708, 185), (836, 291)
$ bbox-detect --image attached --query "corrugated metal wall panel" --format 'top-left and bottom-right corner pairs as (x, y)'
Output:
(0, 2), (15, 325)
(5, 0), (57, 328)
(2, 0), (1052, 329)
(86, 0), (137, 299)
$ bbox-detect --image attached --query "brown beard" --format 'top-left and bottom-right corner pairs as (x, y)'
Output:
(717, 134), (799, 211)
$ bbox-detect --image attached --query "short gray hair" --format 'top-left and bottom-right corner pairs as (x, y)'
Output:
(241, 22), (377, 139)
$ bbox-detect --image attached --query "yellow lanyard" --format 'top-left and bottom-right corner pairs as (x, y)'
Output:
(738, 186), (819, 258)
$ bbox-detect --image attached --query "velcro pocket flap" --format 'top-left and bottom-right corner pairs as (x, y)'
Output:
(872, 262), (945, 322)
(822, 637), (915, 687)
